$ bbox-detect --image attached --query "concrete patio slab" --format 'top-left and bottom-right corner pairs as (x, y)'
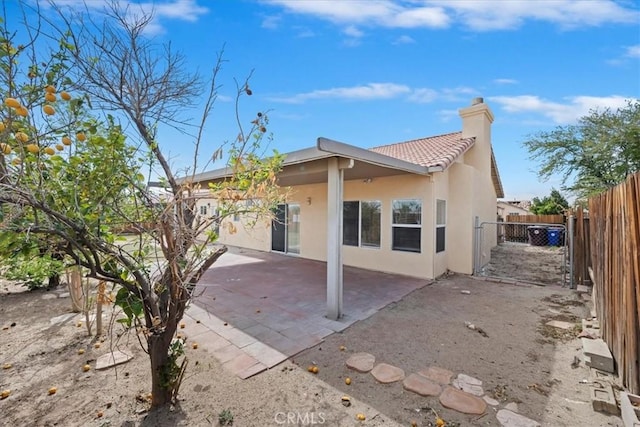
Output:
(191, 248), (430, 378)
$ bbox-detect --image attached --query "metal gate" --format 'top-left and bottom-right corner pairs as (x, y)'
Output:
(473, 220), (570, 287)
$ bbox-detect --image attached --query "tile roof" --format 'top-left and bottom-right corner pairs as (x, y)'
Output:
(368, 131), (475, 170)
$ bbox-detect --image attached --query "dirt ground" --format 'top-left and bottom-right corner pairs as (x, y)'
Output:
(0, 275), (623, 427)
(478, 243), (567, 286)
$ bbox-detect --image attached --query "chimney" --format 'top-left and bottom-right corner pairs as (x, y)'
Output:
(459, 97), (494, 174)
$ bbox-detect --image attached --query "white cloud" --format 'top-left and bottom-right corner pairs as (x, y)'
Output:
(269, 83), (482, 104)
(489, 95), (633, 124)
(393, 35), (416, 44)
(268, 83), (412, 103)
(343, 25), (364, 38)
(265, 0), (638, 31)
(49, 0), (208, 35)
(625, 45), (640, 58)
(493, 78), (519, 85)
(262, 15), (281, 30)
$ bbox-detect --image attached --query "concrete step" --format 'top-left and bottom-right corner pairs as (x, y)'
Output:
(590, 382), (619, 415)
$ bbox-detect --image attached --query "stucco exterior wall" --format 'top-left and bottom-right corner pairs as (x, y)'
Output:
(447, 162), (475, 274)
(432, 170), (449, 277)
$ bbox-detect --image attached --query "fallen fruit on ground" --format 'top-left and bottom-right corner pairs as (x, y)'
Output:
(94, 343), (101, 349)
(2, 363), (11, 369)
(191, 342), (198, 349)
(48, 387), (57, 395)
(356, 413), (366, 421)
(82, 364), (90, 372)
(60, 91), (71, 100)
(76, 322), (82, 327)
(78, 349), (85, 355)
(97, 411), (104, 418)
(345, 377), (351, 385)
(43, 105), (55, 115)
(1, 390), (10, 399)
(339, 345), (346, 351)
(435, 418), (445, 427)
(5, 98), (20, 108)
(180, 323), (185, 329)
(312, 366), (319, 374)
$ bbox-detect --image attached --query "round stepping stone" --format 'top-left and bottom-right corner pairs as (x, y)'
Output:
(496, 409), (540, 427)
(371, 363), (405, 383)
(345, 352), (375, 373)
(439, 386), (487, 415)
(403, 373), (441, 396)
(418, 366), (453, 385)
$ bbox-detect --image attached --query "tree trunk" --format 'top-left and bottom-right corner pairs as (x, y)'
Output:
(148, 325), (178, 407)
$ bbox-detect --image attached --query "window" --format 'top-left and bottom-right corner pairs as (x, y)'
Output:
(436, 199), (446, 253)
(342, 201), (381, 248)
(392, 199), (421, 253)
(199, 205), (207, 215)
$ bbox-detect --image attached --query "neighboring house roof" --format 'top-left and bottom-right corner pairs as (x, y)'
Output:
(369, 131), (504, 198)
(369, 131), (475, 170)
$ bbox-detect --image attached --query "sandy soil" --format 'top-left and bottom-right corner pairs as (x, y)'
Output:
(0, 275), (623, 427)
(479, 243), (567, 286)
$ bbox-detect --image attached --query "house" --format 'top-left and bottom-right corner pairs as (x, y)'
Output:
(497, 200), (532, 218)
(189, 97), (504, 319)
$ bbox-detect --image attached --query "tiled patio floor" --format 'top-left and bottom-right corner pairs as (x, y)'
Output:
(185, 248), (431, 378)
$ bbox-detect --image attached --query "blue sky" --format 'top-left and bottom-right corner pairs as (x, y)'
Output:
(19, 1), (640, 200)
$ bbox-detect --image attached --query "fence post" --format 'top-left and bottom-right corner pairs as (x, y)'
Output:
(473, 216), (480, 275)
(568, 214), (575, 289)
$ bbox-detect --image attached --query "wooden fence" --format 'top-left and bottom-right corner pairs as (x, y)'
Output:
(503, 214), (565, 242)
(588, 172), (640, 394)
(571, 207), (591, 287)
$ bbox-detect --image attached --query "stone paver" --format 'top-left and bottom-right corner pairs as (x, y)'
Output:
(483, 396), (499, 406)
(346, 352), (376, 373)
(496, 409), (540, 427)
(403, 373), (441, 396)
(439, 386), (487, 415)
(418, 366), (453, 385)
(453, 373), (484, 396)
(504, 402), (519, 412)
(96, 350), (133, 370)
(371, 363), (405, 384)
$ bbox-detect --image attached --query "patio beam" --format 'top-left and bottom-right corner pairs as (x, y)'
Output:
(326, 156), (352, 320)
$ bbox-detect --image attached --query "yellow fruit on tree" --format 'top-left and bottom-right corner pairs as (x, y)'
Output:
(14, 132), (29, 143)
(0, 122), (5, 132)
(43, 105), (55, 115)
(55, 144), (64, 151)
(45, 92), (56, 102)
(62, 136), (71, 146)
(5, 98), (20, 108)
(44, 147), (55, 155)
(26, 144), (39, 154)
(11, 158), (21, 165)
(0, 143), (11, 155)
(45, 85), (56, 93)
(16, 106), (28, 117)
(60, 91), (71, 101)
(76, 132), (86, 142)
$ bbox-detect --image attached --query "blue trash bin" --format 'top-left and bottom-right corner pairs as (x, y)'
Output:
(547, 227), (564, 246)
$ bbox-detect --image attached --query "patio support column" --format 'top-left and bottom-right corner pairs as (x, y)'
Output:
(326, 157), (352, 320)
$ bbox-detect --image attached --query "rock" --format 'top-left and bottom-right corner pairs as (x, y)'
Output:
(545, 320), (575, 330)
(439, 386), (487, 415)
(345, 352), (375, 373)
(483, 396), (499, 406)
(96, 351), (133, 370)
(419, 366), (454, 385)
(461, 290), (471, 295)
(453, 373), (484, 396)
(496, 409), (540, 427)
(41, 294), (57, 300)
(57, 292), (70, 299)
(403, 373), (441, 396)
(504, 402), (519, 412)
(371, 363), (405, 384)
